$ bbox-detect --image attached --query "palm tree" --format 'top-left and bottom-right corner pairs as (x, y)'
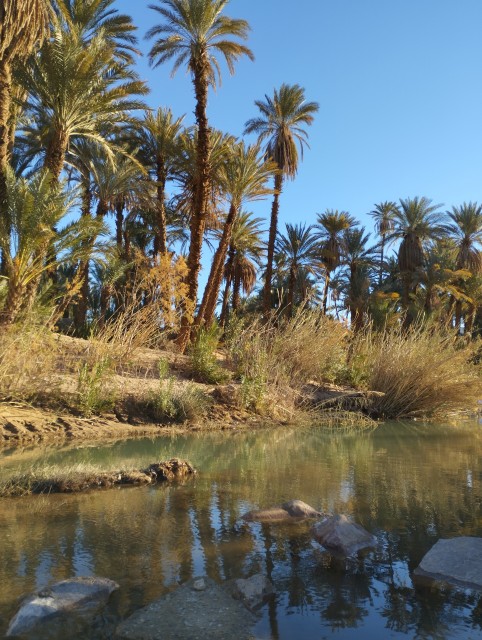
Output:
(147, 0), (253, 350)
(315, 209), (356, 314)
(196, 142), (275, 327)
(135, 107), (185, 257)
(369, 201), (399, 286)
(17, 23), (148, 182)
(244, 83), (319, 316)
(391, 196), (445, 325)
(0, 168), (102, 324)
(219, 211), (263, 325)
(275, 223), (318, 316)
(445, 202), (482, 331)
(340, 227), (375, 330)
(0, 0), (49, 265)
(54, 0), (139, 63)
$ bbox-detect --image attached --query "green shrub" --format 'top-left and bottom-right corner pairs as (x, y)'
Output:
(189, 325), (229, 384)
(76, 357), (115, 416)
(147, 379), (211, 423)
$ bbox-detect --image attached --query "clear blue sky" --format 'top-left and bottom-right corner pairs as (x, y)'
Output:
(116, 0), (482, 241)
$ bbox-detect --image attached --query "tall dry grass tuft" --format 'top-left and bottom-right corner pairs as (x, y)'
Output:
(226, 310), (348, 415)
(348, 323), (482, 419)
(0, 322), (59, 401)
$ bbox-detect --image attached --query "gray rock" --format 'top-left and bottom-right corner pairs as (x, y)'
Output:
(312, 514), (376, 555)
(115, 577), (256, 640)
(414, 537), (482, 589)
(242, 499), (321, 523)
(228, 574), (274, 610)
(7, 576), (119, 637)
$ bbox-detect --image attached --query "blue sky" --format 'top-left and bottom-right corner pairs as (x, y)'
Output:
(116, 0), (482, 244)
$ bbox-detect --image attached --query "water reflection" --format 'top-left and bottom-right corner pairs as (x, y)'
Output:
(1, 423), (482, 638)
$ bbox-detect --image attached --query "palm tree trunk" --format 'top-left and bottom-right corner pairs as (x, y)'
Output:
(45, 128), (68, 182)
(287, 265), (296, 317)
(219, 246), (235, 328)
(197, 203), (237, 328)
(177, 58), (210, 353)
(378, 235), (385, 287)
(0, 61), (12, 278)
(0, 271), (24, 325)
(322, 271), (331, 315)
(153, 159), (167, 258)
(115, 202), (124, 250)
(262, 172), (282, 317)
(232, 271), (241, 314)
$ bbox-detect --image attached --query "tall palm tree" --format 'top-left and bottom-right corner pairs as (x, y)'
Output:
(147, 0), (253, 350)
(219, 211), (263, 325)
(340, 226), (375, 330)
(369, 201), (399, 286)
(391, 196), (445, 325)
(0, 0), (49, 264)
(197, 142), (275, 327)
(17, 23), (148, 182)
(244, 83), (319, 316)
(275, 223), (318, 316)
(135, 107), (185, 257)
(445, 202), (482, 331)
(315, 209), (356, 314)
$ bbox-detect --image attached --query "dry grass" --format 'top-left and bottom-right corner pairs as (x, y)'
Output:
(348, 324), (482, 419)
(225, 310), (348, 416)
(0, 322), (60, 401)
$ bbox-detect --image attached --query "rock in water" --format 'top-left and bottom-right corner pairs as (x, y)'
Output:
(414, 537), (482, 589)
(116, 577), (256, 640)
(7, 577), (119, 637)
(227, 574), (274, 610)
(242, 499), (321, 523)
(312, 514), (376, 555)
(282, 500), (322, 518)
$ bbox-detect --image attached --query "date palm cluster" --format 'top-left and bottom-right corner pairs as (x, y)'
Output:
(0, 0), (480, 344)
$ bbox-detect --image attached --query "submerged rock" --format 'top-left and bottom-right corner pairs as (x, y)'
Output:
(227, 574), (274, 610)
(414, 537), (482, 589)
(312, 514), (376, 555)
(242, 499), (322, 523)
(7, 576), (119, 637)
(115, 577), (255, 640)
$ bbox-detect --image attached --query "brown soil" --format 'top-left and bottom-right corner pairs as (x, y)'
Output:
(0, 334), (372, 449)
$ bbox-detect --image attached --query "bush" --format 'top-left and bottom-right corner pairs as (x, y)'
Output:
(347, 323), (482, 419)
(224, 310), (349, 417)
(146, 378), (211, 423)
(76, 356), (116, 416)
(189, 325), (229, 384)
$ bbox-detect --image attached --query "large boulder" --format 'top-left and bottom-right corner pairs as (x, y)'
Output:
(414, 537), (482, 590)
(312, 514), (376, 555)
(242, 499), (322, 523)
(226, 574), (274, 610)
(115, 577), (256, 640)
(7, 576), (119, 637)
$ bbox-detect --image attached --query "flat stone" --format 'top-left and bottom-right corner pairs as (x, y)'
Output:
(242, 499), (321, 523)
(414, 537), (482, 590)
(7, 576), (119, 637)
(228, 574), (274, 610)
(312, 514), (376, 555)
(115, 577), (256, 640)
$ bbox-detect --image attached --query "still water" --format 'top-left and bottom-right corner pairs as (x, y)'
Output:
(1, 422), (482, 639)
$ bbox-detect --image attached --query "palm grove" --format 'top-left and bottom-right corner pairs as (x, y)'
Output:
(1, 0), (482, 354)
